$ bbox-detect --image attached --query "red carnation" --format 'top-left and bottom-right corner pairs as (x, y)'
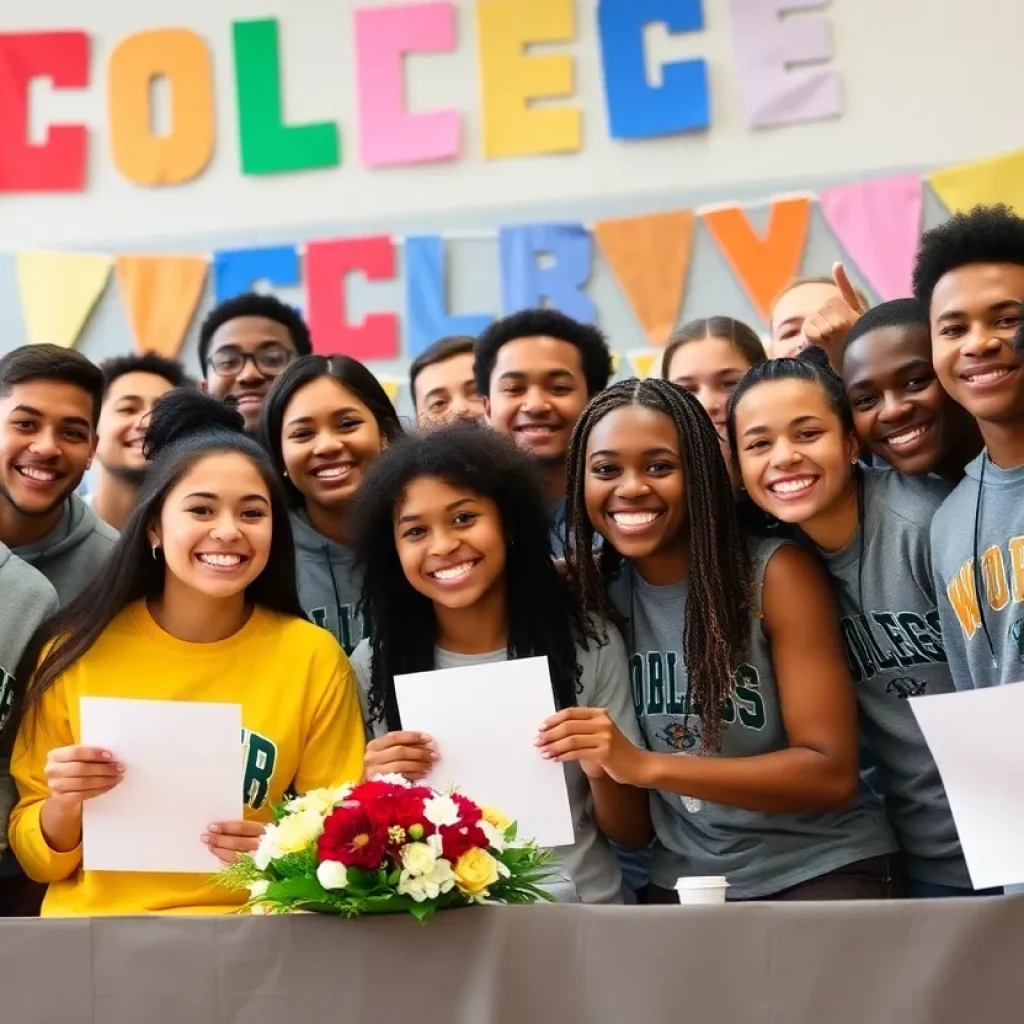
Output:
(451, 793), (482, 824)
(439, 822), (488, 861)
(365, 792), (432, 839)
(319, 805), (388, 872)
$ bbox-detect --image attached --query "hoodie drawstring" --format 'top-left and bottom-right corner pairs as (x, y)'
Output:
(322, 544), (347, 647)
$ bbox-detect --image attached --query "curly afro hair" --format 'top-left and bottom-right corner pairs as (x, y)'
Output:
(912, 204), (1024, 308)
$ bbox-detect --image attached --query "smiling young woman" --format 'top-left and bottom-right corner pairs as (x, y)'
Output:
(7, 390), (364, 917)
(260, 355), (403, 655)
(347, 423), (651, 904)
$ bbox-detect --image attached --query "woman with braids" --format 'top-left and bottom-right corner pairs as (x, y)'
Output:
(728, 357), (989, 898)
(551, 378), (896, 901)
(347, 422), (651, 904)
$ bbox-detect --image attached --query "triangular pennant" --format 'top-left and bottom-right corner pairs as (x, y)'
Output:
(115, 255), (209, 358)
(928, 149), (1024, 215)
(16, 252), (113, 348)
(376, 377), (402, 406)
(610, 350), (622, 374)
(818, 175), (923, 301)
(594, 210), (695, 346)
(703, 198), (811, 322)
(627, 350), (661, 380)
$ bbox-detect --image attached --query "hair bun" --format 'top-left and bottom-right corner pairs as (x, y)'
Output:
(143, 388), (245, 460)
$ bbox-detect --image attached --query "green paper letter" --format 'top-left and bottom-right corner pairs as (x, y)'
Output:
(232, 18), (340, 175)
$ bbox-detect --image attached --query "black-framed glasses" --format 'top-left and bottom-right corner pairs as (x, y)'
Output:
(207, 343), (295, 378)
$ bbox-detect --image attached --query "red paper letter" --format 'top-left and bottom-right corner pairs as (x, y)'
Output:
(0, 31), (89, 192)
(306, 237), (399, 361)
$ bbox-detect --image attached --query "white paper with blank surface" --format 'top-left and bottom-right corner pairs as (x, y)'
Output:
(910, 683), (1024, 890)
(393, 656), (575, 849)
(79, 697), (243, 874)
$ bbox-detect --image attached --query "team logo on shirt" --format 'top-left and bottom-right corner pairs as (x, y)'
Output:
(885, 677), (927, 700)
(0, 666), (13, 733)
(656, 719), (702, 752)
(839, 610), (946, 685)
(242, 728), (278, 810)
(308, 604), (363, 655)
(946, 538), (1024, 641)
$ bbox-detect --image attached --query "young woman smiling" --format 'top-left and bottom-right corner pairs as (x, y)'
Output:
(261, 355), (403, 654)
(556, 378), (896, 902)
(728, 358), (984, 897)
(347, 423), (651, 904)
(8, 390), (364, 917)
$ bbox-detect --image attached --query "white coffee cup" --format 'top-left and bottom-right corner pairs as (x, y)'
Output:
(673, 876), (729, 905)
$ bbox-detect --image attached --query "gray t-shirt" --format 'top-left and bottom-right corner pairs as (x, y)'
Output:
(817, 469), (967, 887)
(608, 537), (896, 899)
(349, 624), (643, 905)
(931, 452), (1024, 690)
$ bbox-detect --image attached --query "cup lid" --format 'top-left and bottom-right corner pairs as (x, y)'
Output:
(673, 876), (729, 888)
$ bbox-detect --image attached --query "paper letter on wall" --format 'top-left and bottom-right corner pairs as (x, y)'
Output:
(476, 0), (581, 159)
(704, 199), (811, 321)
(728, 0), (842, 128)
(594, 211), (695, 345)
(17, 253), (112, 348)
(306, 237), (399, 361)
(354, 3), (460, 168)
(405, 236), (492, 358)
(818, 176), (923, 302)
(0, 32), (88, 192)
(499, 224), (595, 323)
(212, 246), (301, 304)
(928, 150), (1024, 216)
(108, 30), (215, 186)
(116, 255), (210, 358)
(232, 19), (341, 175)
(597, 0), (709, 140)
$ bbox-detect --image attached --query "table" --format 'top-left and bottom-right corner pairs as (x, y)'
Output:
(3, 899), (1023, 1023)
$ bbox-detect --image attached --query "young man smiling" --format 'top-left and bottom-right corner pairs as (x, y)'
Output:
(475, 310), (613, 557)
(0, 346), (117, 605)
(199, 293), (312, 434)
(409, 335), (484, 428)
(913, 204), (1024, 690)
(90, 353), (191, 530)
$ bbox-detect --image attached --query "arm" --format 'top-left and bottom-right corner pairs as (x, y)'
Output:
(800, 262), (868, 372)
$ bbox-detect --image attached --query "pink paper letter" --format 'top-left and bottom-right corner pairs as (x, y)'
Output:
(728, 0), (842, 128)
(354, 2), (460, 168)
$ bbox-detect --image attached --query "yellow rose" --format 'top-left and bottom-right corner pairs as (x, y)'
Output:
(453, 848), (500, 898)
(480, 806), (511, 831)
(286, 789), (337, 816)
(273, 809), (324, 855)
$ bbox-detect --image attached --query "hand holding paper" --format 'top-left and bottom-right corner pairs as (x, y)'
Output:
(364, 730), (439, 781)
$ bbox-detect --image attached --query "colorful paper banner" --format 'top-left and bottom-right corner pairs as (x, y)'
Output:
(376, 377), (402, 407)
(115, 255), (209, 357)
(499, 223), (595, 323)
(404, 235), (491, 358)
(703, 198), (811, 322)
(594, 210), (695, 346)
(928, 149), (1024, 216)
(16, 252), (113, 348)
(212, 245), (300, 303)
(818, 175), (923, 302)
(627, 350), (660, 380)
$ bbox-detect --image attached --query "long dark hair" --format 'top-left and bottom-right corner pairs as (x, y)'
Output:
(259, 354), (404, 506)
(661, 316), (767, 378)
(564, 378), (752, 752)
(351, 422), (596, 731)
(15, 389), (304, 715)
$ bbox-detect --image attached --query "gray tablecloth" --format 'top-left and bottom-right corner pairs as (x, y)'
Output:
(3, 900), (1023, 1023)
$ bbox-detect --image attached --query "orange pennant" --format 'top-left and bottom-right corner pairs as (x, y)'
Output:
(703, 199), (811, 322)
(115, 255), (209, 358)
(594, 210), (695, 346)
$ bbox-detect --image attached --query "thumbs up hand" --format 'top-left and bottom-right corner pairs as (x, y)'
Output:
(800, 263), (870, 371)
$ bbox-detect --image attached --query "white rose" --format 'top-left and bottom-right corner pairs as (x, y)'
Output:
(426, 833), (444, 858)
(401, 842), (438, 878)
(316, 860), (349, 891)
(397, 871), (432, 902)
(252, 826), (278, 870)
(272, 810), (325, 855)
(479, 820), (507, 852)
(423, 795), (459, 827)
(248, 879), (270, 898)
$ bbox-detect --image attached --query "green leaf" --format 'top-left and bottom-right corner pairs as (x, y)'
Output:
(387, 869), (401, 886)
(265, 876), (325, 904)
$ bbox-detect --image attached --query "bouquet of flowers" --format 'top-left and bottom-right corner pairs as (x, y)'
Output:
(220, 775), (556, 921)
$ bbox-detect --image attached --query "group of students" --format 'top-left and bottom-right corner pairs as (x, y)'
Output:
(0, 202), (1022, 918)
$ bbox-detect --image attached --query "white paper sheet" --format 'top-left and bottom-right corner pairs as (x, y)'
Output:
(910, 683), (1024, 890)
(79, 697), (243, 874)
(394, 656), (575, 848)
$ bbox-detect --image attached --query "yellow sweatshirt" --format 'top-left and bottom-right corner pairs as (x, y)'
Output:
(9, 600), (365, 917)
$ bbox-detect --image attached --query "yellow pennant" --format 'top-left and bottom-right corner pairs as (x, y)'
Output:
(376, 377), (402, 407)
(627, 350), (661, 380)
(929, 149), (1024, 215)
(17, 252), (113, 348)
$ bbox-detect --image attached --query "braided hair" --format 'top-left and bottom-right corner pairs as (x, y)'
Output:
(564, 378), (753, 752)
(351, 422), (596, 732)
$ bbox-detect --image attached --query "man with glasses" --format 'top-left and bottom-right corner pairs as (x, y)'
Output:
(198, 293), (313, 434)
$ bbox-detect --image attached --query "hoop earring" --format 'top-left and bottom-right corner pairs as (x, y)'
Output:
(151, 543), (160, 560)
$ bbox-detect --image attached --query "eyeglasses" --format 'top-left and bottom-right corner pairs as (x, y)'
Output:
(207, 344), (294, 378)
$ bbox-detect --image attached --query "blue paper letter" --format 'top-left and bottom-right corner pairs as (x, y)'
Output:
(597, 0), (709, 140)
(213, 244), (300, 303)
(404, 236), (492, 358)
(499, 224), (595, 323)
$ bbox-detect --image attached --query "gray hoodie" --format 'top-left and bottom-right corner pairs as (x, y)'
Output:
(290, 510), (365, 655)
(12, 494), (118, 605)
(0, 542), (58, 859)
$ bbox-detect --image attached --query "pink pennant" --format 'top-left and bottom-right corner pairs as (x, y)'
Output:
(817, 175), (923, 302)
